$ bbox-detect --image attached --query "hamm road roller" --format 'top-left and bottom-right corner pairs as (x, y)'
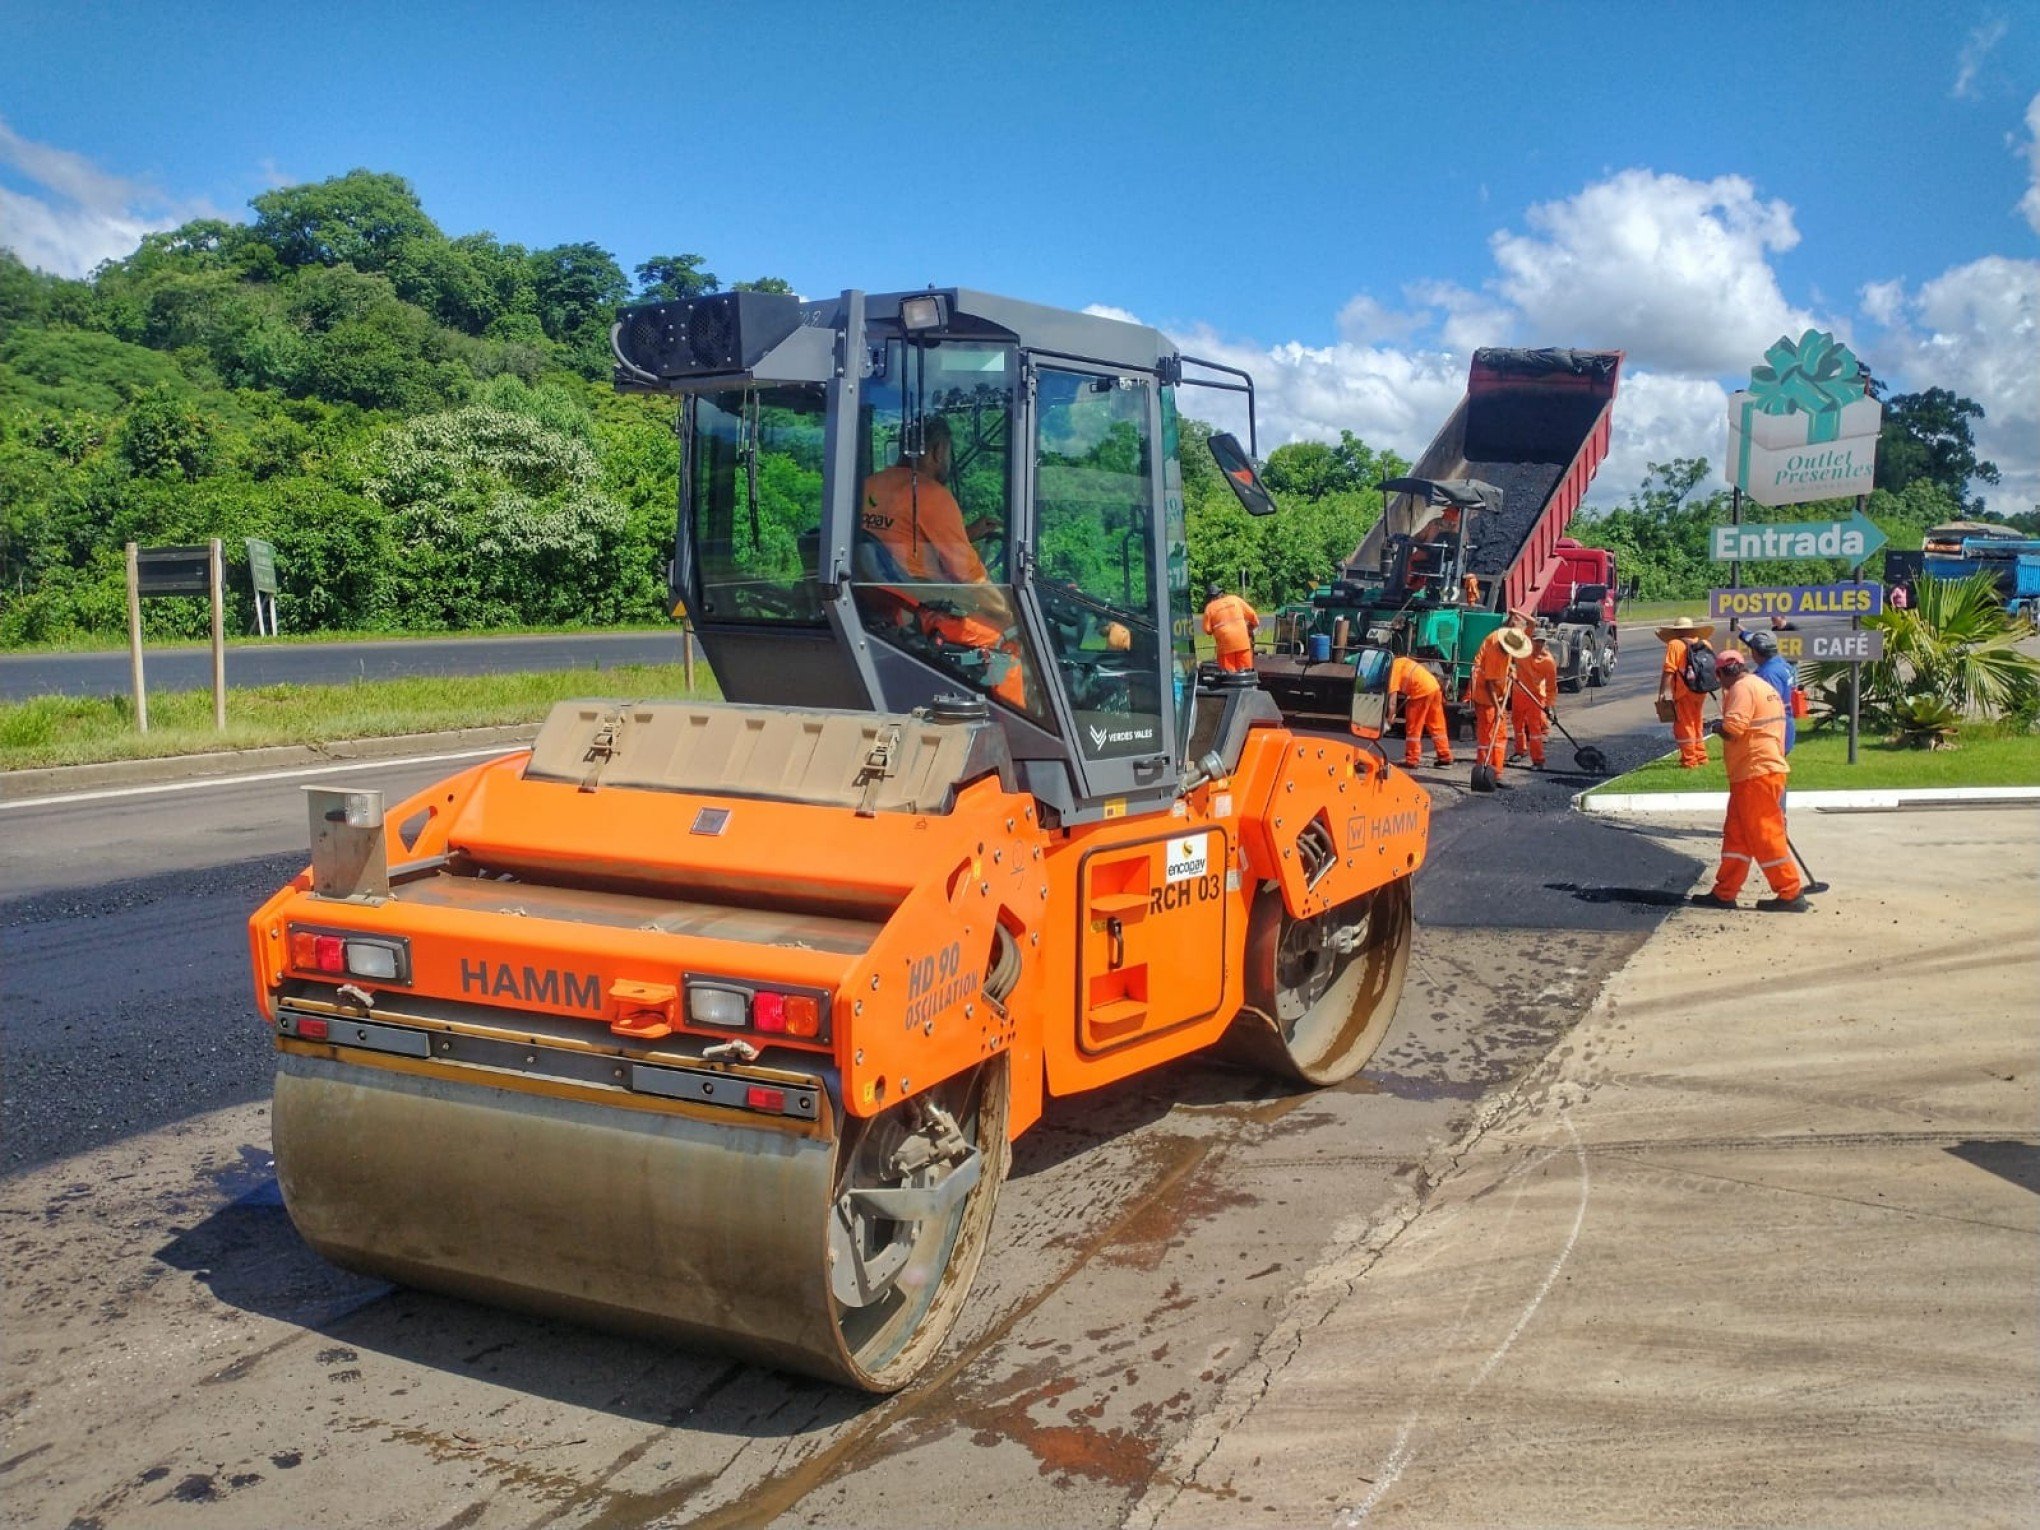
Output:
(249, 287), (1430, 1390)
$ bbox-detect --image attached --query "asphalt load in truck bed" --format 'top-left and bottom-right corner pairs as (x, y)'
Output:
(1463, 458), (1568, 583)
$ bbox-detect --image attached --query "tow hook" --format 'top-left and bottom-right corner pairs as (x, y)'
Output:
(702, 1038), (760, 1063)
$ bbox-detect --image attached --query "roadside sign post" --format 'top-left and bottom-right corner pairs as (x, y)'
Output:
(245, 537), (279, 636)
(124, 542), (148, 733)
(127, 541), (229, 734)
(1720, 328), (1884, 769)
(209, 539), (226, 731)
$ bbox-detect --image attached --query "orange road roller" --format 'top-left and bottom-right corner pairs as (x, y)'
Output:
(249, 288), (1431, 1391)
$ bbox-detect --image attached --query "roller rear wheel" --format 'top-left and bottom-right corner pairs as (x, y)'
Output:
(826, 1060), (1008, 1391)
(1226, 879), (1415, 1085)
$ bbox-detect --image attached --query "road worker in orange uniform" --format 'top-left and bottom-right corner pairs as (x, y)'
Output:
(1509, 629), (1560, 768)
(1471, 611), (1533, 782)
(1656, 616), (1713, 767)
(1694, 650), (1807, 911)
(859, 417), (988, 584)
(1203, 585), (1260, 672)
(859, 418), (1029, 709)
(1389, 655), (1452, 768)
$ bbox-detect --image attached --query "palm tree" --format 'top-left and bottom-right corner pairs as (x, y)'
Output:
(1807, 572), (2040, 747)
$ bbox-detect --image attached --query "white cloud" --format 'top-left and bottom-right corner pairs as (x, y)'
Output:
(0, 115), (215, 276)
(2019, 91), (2040, 236)
(1863, 255), (2040, 512)
(1164, 164), (2036, 517)
(1954, 17), (2008, 100)
(1082, 302), (1143, 326)
(1598, 371), (1734, 504)
(1488, 169), (1819, 374)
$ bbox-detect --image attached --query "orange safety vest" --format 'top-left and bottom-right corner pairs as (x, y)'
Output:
(1389, 654), (1441, 700)
(1515, 650), (1559, 709)
(1471, 629), (1515, 707)
(859, 463), (987, 583)
(1202, 594), (1259, 656)
(1719, 673), (1788, 782)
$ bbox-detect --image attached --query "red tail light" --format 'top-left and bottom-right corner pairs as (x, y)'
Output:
(745, 1085), (786, 1113)
(296, 1017), (330, 1041)
(753, 992), (787, 1033)
(313, 935), (345, 973)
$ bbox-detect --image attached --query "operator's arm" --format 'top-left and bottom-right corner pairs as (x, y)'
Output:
(922, 483), (989, 583)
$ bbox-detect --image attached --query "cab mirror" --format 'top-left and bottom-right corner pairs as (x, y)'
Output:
(1208, 433), (1280, 518)
(1349, 646), (1393, 740)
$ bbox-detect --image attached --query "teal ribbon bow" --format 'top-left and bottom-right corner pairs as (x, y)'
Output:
(1735, 329), (1869, 492)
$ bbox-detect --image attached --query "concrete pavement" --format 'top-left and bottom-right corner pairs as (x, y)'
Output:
(1134, 803), (2039, 1528)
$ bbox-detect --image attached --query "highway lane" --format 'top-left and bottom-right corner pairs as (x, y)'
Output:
(0, 660), (1701, 1529)
(0, 630), (690, 700)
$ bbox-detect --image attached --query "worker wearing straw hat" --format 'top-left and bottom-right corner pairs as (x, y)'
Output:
(1471, 611), (1534, 785)
(1655, 615), (1715, 768)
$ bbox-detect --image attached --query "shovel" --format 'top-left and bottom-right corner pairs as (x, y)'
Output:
(1511, 677), (1609, 775)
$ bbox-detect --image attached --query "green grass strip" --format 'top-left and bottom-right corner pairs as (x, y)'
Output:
(1586, 723), (2040, 795)
(0, 664), (717, 771)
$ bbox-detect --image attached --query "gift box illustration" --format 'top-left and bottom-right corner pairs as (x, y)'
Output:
(1727, 329), (1881, 506)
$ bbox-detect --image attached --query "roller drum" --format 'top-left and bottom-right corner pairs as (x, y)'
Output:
(273, 1051), (1006, 1389)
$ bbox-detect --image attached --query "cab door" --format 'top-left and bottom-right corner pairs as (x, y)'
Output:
(1074, 825), (1230, 1055)
(1018, 362), (1179, 808)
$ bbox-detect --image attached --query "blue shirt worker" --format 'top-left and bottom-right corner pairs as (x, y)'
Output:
(1745, 627), (1797, 752)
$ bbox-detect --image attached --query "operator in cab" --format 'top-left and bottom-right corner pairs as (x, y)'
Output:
(859, 417), (987, 584)
(857, 416), (1026, 709)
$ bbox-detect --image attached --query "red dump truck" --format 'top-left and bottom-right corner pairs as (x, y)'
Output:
(1259, 348), (1624, 725)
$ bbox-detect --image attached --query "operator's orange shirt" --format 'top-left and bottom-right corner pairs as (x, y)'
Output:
(1470, 629), (1515, 707)
(1517, 650), (1559, 708)
(860, 463), (987, 583)
(1389, 654), (1441, 700)
(1202, 594), (1259, 656)
(1719, 672), (1788, 782)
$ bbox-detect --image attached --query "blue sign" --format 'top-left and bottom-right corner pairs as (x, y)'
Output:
(1708, 583), (1884, 621)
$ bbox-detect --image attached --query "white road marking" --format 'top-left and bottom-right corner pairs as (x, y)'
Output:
(0, 746), (519, 812)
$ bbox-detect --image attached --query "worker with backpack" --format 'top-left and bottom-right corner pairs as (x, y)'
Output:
(1655, 616), (1718, 768)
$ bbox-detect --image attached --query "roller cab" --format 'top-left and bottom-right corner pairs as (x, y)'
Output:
(251, 287), (1432, 1390)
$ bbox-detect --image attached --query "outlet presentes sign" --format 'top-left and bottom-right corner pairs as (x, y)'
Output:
(1726, 330), (1881, 506)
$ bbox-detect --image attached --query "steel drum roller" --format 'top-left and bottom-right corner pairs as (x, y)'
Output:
(274, 1051), (1006, 1389)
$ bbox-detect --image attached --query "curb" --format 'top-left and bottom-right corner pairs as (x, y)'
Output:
(1576, 784), (2040, 814)
(1, 725), (539, 802)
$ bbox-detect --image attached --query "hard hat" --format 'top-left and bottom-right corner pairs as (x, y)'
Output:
(1745, 628), (1779, 657)
(1103, 621), (1132, 651)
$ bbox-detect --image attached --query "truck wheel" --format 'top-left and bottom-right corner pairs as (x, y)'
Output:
(1225, 880), (1414, 1086)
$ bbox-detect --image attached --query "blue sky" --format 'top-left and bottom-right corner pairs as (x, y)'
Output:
(3, 1), (2036, 508)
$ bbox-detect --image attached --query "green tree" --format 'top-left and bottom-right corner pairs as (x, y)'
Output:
(732, 276), (794, 295)
(634, 254), (718, 302)
(1874, 388), (2000, 508)
(249, 170), (441, 273)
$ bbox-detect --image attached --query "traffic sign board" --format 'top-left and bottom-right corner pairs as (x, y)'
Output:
(245, 538), (278, 596)
(135, 545), (214, 596)
(1708, 582), (1882, 621)
(1709, 511), (1887, 563)
(1803, 628), (1884, 663)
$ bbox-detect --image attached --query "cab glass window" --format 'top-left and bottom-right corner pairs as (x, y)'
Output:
(1034, 368), (1164, 761)
(851, 340), (1045, 717)
(689, 384), (826, 623)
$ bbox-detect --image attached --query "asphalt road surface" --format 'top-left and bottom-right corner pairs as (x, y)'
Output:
(0, 657), (1706, 1529)
(0, 631), (691, 701)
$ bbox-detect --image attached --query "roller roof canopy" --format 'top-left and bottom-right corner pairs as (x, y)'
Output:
(808, 288), (1178, 372)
